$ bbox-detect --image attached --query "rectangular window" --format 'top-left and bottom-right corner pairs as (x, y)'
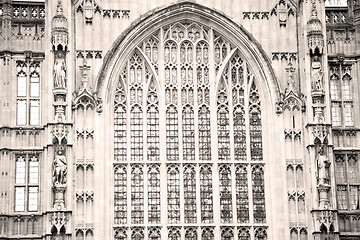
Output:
(16, 157), (26, 184)
(30, 100), (40, 126)
(16, 61), (41, 126)
(329, 65), (354, 127)
(30, 75), (40, 97)
(17, 100), (27, 126)
(330, 79), (340, 100)
(14, 154), (39, 212)
(343, 103), (353, 127)
(335, 154), (360, 212)
(29, 157), (39, 184)
(28, 187), (38, 212)
(15, 187), (25, 212)
(17, 74), (27, 97)
(337, 185), (348, 210)
(331, 103), (341, 127)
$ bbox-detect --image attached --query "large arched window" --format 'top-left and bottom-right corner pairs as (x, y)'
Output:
(113, 21), (267, 239)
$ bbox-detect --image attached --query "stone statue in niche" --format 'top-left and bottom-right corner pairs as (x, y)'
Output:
(53, 147), (67, 186)
(311, 56), (324, 92)
(317, 146), (330, 186)
(54, 52), (67, 89)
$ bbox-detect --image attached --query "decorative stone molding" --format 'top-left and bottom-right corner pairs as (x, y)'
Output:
(243, 12), (269, 20)
(76, 0), (130, 21)
(51, 1), (68, 50)
(272, 52), (297, 61)
(50, 211), (68, 234)
(270, 0), (295, 27)
(76, 129), (94, 138)
(312, 125), (329, 144)
(51, 124), (69, 144)
(76, 50), (102, 59)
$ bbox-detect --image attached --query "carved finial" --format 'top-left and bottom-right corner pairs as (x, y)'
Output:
(311, 2), (317, 18)
(56, 0), (64, 16)
(79, 58), (91, 87)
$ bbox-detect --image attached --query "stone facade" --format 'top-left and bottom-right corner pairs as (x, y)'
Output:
(0, 0), (359, 239)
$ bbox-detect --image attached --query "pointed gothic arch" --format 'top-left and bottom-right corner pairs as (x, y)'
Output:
(94, 1), (280, 107)
(101, 2), (282, 239)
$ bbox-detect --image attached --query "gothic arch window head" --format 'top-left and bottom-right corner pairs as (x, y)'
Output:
(112, 18), (268, 239)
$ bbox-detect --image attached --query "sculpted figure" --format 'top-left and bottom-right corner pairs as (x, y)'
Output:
(317, 146), (330, 185)
(53, 147), (67, 185)
(54, 52), (66, 89)
(312, 56), (323, 91)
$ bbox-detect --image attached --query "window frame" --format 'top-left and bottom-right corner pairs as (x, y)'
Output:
(16, 61), (41, 126)
(14, 154), (40, 213)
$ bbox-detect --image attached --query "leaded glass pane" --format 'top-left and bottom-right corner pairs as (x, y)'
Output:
(28, 186), (38, 211)
(337, 185), (348, 210)
(131, 227), (144, 240)
(30, 74), (40, 97)
(350, 186), (359, 210)
(348, 155), (358, 184)
(130, 105), (143, 162)
(166, 106), (179, 161)
(219, 164), (232, 223)
(343, 102), (353, 127)
(29, 100), (39, 126)
(252, 165), (266, 223)
(185, 227), (197, 240)
(217, 79), (230, 161)
(147, 79), (159, 161)
(17, 73), (27, 97)
(335, 155), (346, 183)
(201, 228), (214, 240)
(221, 227), (234, 240)
(182, 106), (195, 161)
(15, 186), (25, 212)
(17, 100), (27, 126)
(168, 227), (181, 240)
(16, 156), (26, 184)
(200, 164), (213, 223)
(329, 74), (340, 100)
(238, 227), (250, 240)
(249, 82), (262, 161)
(148, 164), (160, 223)
(131, 165), (144, 224)
(148, 227), (161, 240)
(167, 165), (180, 223)
(331, 103), (341, 126)
(114, 79), (127, 162)
(28, 156), (39, 184)
(184, 164), (196, 223)
(236, 164), (249, 223)
(198, 105), (211, 161)
(342, 73), (352, 100)
(114, 165), (127, 224)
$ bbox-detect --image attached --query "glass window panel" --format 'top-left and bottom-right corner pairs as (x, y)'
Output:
(114, 165), (127, 224)
(331, 103), (341, 127)
(200, 165), (213, 223)
(15, 187), (25, 212)
(343, 103), (353, 127)
(131, 165), (144, 224)
(30, 100), (40, 126)
(236, 165), (249, 223)
(130, 105), (143, 161)
(17, 100), (27, 126)
(17, 74), (27, 97)
(252, 165), (266, 223)
(342, 75), (352, 100)
(350, 186), (359, 210)
(219, 165), (233, 223)
(28, 186), (38, 211)
(29, 157), (39, 184)
(167, 165), (180, 223)
(329, 77), (340, 100)
(148, 165), (160, 223)
(337, 185), (348, 210)
(348, 155), (359, 184)
(184, 165), (196, 223)
(16, 157), (26, 184)
(30, 75), (40, 97)
(335, 155), (346, 183)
